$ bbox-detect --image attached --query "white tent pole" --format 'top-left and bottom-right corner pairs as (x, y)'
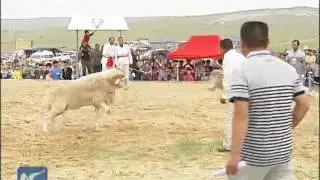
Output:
(76, 30), (80, 79)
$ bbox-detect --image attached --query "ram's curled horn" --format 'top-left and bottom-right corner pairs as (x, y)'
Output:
(114, 67), (125, 73)
(112, 73), (126, 85)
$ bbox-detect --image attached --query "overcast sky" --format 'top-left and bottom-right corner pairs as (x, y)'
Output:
(1, 0), (318, 19)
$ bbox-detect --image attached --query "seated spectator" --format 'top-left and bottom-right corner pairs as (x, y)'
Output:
(212, 60), (222, 70)
(184, 64), (195, 81)
(132, 60), (143, 80)
(0, 66), (10, 79)
(141, 62), (152, 80)
(195, 61), (206, 81)
(13, 66), (22, 80)
(129, 68), (135, 81)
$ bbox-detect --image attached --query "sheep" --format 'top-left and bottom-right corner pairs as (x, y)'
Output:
(42, 68), (128, 132)
(208, 69), (223, 91)
(208, 69), (227, 104)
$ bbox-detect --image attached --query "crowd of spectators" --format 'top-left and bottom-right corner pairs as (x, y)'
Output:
(1, 39), (319, 87)
(0, 59), (73, 80)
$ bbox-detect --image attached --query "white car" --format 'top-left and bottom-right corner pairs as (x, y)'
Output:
(55, 53), (71, 61)
(30, 51), (55, 63)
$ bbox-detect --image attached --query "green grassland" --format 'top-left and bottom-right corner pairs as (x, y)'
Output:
(1, 7), (319, 53)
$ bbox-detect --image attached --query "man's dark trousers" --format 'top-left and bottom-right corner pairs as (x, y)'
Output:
(93, 64), (102, 73)
(81, 60), (93, 76)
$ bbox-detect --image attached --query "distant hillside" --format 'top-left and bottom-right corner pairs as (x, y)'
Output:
(1, 6), (319, 53)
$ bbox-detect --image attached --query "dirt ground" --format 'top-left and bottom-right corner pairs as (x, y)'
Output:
(1, 80), (319, 180)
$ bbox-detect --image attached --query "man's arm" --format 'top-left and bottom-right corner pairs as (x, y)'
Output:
(102, 45), (109, 57)
(231, 100), (249, 158)
(229, 67), (250, 158)
(292, 77), (311, 128)
(128, 47), (133, 64)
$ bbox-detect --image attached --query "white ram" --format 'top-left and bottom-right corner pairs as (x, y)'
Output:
(43, 68), (128, 132)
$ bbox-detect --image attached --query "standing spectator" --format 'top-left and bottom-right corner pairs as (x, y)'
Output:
(279, 52), (286, 61)
(44, 63), (52, 80)
(91, 43), (102, 73)
(178, 60), (185, 81)
(183, 60), (195, 70)
(131, 49), (140, 68)
(62, 60), (73, 80)
(225, 21), (311, 179)
(158, 64), (168, 81)
(158, 53), (167, 66)
(286, 40), (306, 75)
(34, 63), (41, 79)
(49, 60), (62, 80)
(102, 37), (117, 71)
(79, 41), (93, 76)
(38, 64), (46, 79)
(218, 38), (246, 152)
(115, 36), (133, 79)
(305, 49), (317, 69)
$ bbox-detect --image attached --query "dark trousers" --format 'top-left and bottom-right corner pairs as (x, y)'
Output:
(93, 64), (102, 73)
(81, 60), (93, 76)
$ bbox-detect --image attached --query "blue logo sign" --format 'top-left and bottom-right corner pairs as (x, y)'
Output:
(17, 166), (47, 180)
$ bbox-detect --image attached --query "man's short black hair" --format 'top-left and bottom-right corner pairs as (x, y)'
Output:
(220, 39), (233, 50)
(240, 21), (269, 48)
(292, 40), (300, 46)
(53, 60), (59, 64)
(84, 30), (89, 34)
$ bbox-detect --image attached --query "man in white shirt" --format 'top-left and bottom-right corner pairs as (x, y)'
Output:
(219, 38), (246, 152)
(286, 40), (306, 75)
(115, 37), (133, 79)
(102, 37), (117, 71)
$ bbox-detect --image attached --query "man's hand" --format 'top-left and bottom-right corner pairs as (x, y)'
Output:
(226, 156), (241, 176)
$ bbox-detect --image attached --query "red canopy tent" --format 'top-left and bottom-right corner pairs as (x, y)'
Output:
(168, 35), (222, 60)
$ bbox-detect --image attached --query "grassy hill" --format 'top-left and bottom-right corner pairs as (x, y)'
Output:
(1, 6), (319, 53)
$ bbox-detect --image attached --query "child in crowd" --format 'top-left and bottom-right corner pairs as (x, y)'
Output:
(0, 66), (11, 79)
(62, 60), (73, 80)
(13, 66), (22, 80)
(49, 60), (63, 80)
(45, 63), (52, 80)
